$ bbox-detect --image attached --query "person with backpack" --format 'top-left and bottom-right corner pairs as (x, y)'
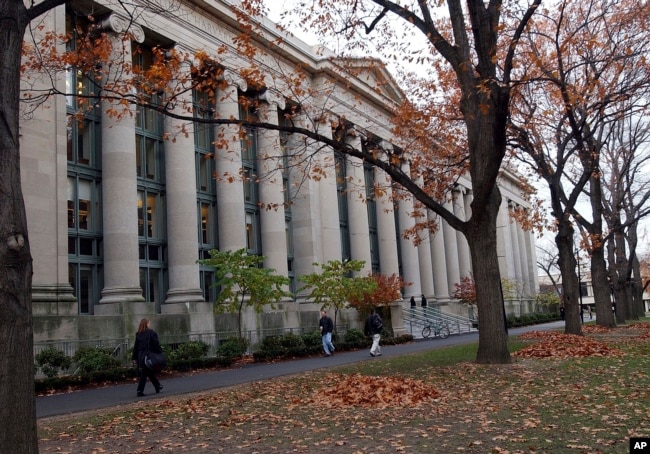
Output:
(319, 310), (336, 357)
(364, 308), (383, 357)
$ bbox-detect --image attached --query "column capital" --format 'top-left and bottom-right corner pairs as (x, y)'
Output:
(259, 88), (286, 110)
(222, 69), (248, 92)
(101, 13), (145, 43)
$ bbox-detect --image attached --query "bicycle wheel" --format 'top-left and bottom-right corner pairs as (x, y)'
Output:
(421, 325), (431, 338)
(438, 325), (450, 339)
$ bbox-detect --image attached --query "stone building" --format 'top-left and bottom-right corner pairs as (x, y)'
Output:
(22, 0), (538, 345)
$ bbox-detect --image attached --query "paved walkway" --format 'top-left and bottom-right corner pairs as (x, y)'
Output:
(36, 320), (566, 419)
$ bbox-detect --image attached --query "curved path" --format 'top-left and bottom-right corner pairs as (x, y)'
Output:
(36, 320), (566, 418)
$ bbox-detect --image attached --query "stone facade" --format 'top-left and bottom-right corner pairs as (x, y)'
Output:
(21, 0), (538, 345)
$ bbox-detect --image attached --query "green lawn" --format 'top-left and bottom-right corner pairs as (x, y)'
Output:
(38, 326), (650, 453)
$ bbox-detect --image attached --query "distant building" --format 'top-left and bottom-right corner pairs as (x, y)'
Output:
(538, 274), (650, 314)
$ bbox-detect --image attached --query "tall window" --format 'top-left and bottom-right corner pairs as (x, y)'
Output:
(134, 45), (167, 310)
(364, 161), (380, 273)
(279, 110), (295, 295)
(66, 12), (103, 314)
(393, 183), (404, 279)
(335, 153), (351, 262)
(240, 102), (261, 256)
(194, 89), (218, 302)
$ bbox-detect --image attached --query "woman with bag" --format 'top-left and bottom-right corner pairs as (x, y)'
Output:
(132, 318), (164, 397)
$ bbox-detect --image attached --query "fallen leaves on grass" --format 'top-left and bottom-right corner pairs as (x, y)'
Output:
(39, 328), (650, 454)
(622, 322), (650, 330)
(582, 324), (613, 334)
(515, 331), (623, 358)
(622, 322), (650, 339)
(301, 373), (440, 409)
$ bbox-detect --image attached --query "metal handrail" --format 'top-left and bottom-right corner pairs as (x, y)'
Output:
(403, 307), (476, 337)
(33, 324), (352, 367)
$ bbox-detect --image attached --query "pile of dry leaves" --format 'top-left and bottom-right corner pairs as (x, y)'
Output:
(514, 331), (623, 359)
(302, 373), (440, 409)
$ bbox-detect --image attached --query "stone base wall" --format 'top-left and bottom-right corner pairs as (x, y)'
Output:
(32, 299), (406, 345)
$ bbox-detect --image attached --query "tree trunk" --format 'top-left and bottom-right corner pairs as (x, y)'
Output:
(468, 186), (511, 364)
(555, 222), (582, 335)
(626, 227), (645, 320)
(632, 256), (645, 318)
(605, 229), (624, 327)
(591, 245), (616, 327)
(0, 0), (38, 452)
(583, 171), (616, 328)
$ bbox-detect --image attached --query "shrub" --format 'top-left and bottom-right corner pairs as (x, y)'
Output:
(277, 333), (305, 349)
(167, 341), (209, 362)
(72, 346), (121, 376)
(255, 332), (322, 362)
(260, 333), (305, 352)
(301, 331), (322, 348)
(344, 328), (366, 347)
(216, 337), (249, 360)
(35, 347), (72, 378)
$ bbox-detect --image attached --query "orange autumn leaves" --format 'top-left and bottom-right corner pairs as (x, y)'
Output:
(513, 323), (650, 359)
(515, 331), (623, 359)
(301, 373), (440, 409)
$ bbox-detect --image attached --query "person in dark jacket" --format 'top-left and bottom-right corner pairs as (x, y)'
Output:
(319, 310), (335, 357)
(364, 308), (383, 357)
(132, 318), (163, 397)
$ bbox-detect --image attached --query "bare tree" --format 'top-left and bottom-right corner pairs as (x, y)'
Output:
(602, 112), (650, 322)
(511, 0), (650, 332)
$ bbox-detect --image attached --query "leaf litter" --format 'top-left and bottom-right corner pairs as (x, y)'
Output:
(39, 325), (650, 453)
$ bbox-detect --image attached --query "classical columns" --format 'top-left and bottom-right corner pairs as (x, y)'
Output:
(455, 188), (472, 280)
(163, 65), (204, 305)
(442, 199), (461, 293)
(257, 92), (289, 278)
(415, 177), (434, 298)
(496, 198), (516, 281)
(374, 160), (400, 277)
(509, 203), (524, 288)
(397, 160), (422, 297)
(99, 15), (145, 304)
(317, 125), (343, 265)
(526, 228), (539, 296)
(215, 71), (247, 251)
(345, 132), (372, 274)
(288, 114), (341, 286)
(429, 211), (450, 300)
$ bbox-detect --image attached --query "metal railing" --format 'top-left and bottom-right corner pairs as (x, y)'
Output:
(34, 338), (131, 362)
(33, 324), (353, 368)
(403, 307), (476, 338)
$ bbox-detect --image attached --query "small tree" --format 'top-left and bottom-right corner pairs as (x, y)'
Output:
(349, 273), (407, 315)
(535, 291), (561, 311)
(453, 274), (478, 307)
(199, 248), (292, 338)
(299, 260), (377, 328)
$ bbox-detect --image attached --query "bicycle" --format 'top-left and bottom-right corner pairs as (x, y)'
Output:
(421, 320), (450, 339)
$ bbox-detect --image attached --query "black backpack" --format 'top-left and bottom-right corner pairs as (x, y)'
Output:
(373, 314), (383, 332)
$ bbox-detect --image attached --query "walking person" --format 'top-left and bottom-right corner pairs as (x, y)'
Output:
(319, 310), (335, 357)
(364, 308), (383, 357)
(421, 294), (428, 316)
(132, 318), (163, 397)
